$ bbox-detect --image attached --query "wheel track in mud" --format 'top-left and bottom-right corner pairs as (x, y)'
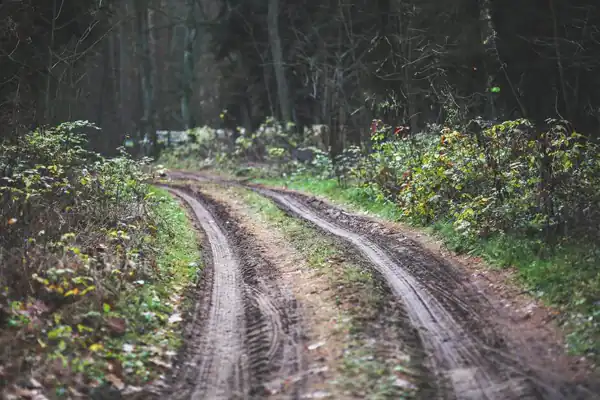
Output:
(250, 186), (528, 400)
(243, 185), (599, 400)
(164, 186), (302, 399)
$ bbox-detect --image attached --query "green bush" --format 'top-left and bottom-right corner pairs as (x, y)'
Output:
(0, 122), (151, 250)
(0, 122), (195, 392)
(355, 119), (600, 243)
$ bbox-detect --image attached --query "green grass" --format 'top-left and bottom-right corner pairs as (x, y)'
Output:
(235, 187), (417, 399)
(254, 177), (403, 220)
(153, 186), (202, 286)
(254, 174), (600, 363)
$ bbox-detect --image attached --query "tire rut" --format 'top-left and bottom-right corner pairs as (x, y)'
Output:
(248, 185), (597, 400)
(166, 187), (248, 400)
(164, 185), (303, 399)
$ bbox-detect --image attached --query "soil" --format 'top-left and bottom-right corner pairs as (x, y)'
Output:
(194, 183), (436, 399)
(163, 186), (303, 399)
(196, 183), (338, 398)
(160, 171), (600, 400)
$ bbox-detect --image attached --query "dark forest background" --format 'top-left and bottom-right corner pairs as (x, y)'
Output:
(2, 0), (600, 154)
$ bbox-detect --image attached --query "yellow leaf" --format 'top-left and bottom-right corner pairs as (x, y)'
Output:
(37, 339), (47, 348)
(89, 343), (103, 352)
(80, 285), (96, 295)
(77, 324), (93, 333)
(64, 288), (79, 297)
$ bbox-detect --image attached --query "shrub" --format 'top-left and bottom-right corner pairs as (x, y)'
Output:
(0, 122), (177, 392)
(354, 119), (600, 243)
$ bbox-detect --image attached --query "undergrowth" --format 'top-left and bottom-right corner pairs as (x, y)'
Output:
(0, 123), (201, 398)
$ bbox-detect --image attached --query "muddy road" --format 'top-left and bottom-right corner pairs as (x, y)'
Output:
(162, 172), (599, 400)
(164, 187), (302, 399)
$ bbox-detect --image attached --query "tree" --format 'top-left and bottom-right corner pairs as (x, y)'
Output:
(267, 0), (292, 124)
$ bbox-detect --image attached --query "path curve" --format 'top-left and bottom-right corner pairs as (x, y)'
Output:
(166, 187), (247, 400)
(164, 172), (598, 399)
(251, 186), (566, 400)
(164, 185), (305, 399)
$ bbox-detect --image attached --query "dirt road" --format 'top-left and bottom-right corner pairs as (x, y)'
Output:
(162, 173), (599, 400)
(164, 187), (302, 399)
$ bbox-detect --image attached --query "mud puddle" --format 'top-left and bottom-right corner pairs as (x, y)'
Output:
(164, 186), (302, 399)
(247, 185), (600, 400)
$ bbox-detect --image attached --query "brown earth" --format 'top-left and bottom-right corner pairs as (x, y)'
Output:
(163, 186), (303, 399)
(193, 182), (435, 399)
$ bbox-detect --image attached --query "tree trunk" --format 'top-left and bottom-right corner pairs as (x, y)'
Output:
(119, 2), (130, 136)
(267, 0), (292, 124)
(182, 0), (197, 130)
(479, 0), (527, 118)
(402, 5), (419, 132)
(135, 0), (157, 156)
(549, 0), (571, 121)
(44, 0), (58, 123)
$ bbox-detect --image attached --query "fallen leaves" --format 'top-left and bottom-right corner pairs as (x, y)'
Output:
(12, 387), (49, 400)
(105, 374), (125, 390)
(6, 378), (49, 400)
(307, 341), (326, 351)
(149, 357), (171, 369)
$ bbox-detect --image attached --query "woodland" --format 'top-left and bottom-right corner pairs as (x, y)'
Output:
(1, 0), (600, 398)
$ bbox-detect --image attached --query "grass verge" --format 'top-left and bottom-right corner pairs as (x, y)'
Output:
(253, 175), (600, 363)
(100, 186), (202, 386)
(236, 187), (421, 399)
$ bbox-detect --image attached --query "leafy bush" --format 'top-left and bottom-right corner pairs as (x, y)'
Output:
(159, 117), (332, 176)
(157, 126), (231, 170)
(354, 119), (600, 243)
(0, 122), (197, 395)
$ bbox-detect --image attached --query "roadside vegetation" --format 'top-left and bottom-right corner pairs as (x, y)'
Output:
(159, 117), (600, 363)
(0, 123), (201, 398)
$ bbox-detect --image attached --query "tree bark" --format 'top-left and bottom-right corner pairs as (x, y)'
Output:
(119, 1), (130, 135)
(182, 0), (197, 130)
(267, 0), (292, 123)
(44, 0), (58, 123)
(549, 0), (571, 121)
(479, 0), (527, 118)
(135, 0), (157, 155)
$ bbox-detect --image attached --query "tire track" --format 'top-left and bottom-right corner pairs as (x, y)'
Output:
(194, 187), (304, 397)
(164, 185), (303, 399)
(164, 171), (597, 399)
(166, 187), (248, 400)
(248, 185), (588, 400)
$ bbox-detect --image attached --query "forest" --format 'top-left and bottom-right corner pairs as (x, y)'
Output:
(1, 0), (600, 399)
